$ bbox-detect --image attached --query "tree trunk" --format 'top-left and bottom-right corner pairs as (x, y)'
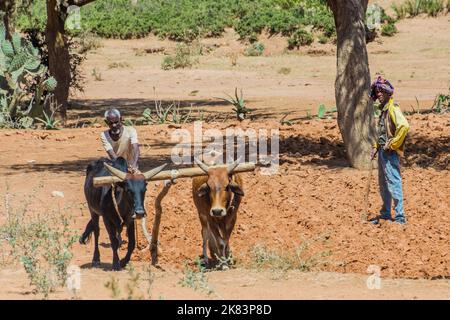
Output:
(46, 0), (71, 122)
(0, 0), (14, 39)
(327, 0), (377, 169)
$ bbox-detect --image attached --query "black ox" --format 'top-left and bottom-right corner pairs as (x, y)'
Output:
(79, 157), (166, 270)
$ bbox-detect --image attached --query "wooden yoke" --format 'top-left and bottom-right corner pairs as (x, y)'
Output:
(93, 162), (256, 187)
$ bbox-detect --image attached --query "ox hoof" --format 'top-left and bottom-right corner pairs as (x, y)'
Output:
(91, 260), (101, 268)
(200, 258), (209, 268)
(120, 259), (129, 268)
(112, 264), (121, 271)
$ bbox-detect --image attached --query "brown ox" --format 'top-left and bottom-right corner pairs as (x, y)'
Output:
(192, 158), (244, 267)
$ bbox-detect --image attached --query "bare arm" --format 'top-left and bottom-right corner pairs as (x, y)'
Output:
(106, 149), (118, 161)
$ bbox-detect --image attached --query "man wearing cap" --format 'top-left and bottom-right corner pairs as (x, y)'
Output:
(369, 76), (410, 225)
(101, 108), (140, 173)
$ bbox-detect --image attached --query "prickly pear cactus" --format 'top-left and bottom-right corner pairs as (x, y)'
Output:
(0, 18), (57, 124)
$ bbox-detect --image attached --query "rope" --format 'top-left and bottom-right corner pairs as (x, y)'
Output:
(111, 183), (127, 244)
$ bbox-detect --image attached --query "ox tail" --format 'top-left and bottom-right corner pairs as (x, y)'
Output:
(79, 219), (94, 244)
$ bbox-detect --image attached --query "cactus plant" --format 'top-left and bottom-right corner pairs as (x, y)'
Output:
(0, 18), (57, 125)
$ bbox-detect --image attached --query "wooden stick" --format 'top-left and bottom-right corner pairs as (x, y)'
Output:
(361, 159), (374, 223)
(93, 162), (256, 187)
(150, 180), (172, 265)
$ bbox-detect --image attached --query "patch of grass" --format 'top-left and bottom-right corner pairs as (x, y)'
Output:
(179, 258), (215, 296)
(392, 0), (447, 18)
(108, 62), (131, 69)
(287, 29), (314, 50)
(104, 276), (121, 299)
(0, 183), (78, 299)
(104, 264), (155, 300)
(318, 34), (329, 44)
(381, 23), (398, 37)
(161, 44), (199, 70)
(249, 237), (331, 273)
(244, 42), (265, 57)
(278, 67), (291, 75)
(76, 31), (103, 54)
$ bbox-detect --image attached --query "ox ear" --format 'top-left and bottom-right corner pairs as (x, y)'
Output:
(197, 183), (210, 197)
(228, 182), (244, 196)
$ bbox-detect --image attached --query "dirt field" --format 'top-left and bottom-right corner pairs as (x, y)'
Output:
(0, 12), (449, 299)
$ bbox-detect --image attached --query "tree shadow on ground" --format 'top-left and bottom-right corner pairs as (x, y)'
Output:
(69, 98), (233, 120)
(278, 131), (449, 170)
(279, 134), (349, 168)
(4, 154), (176, 176)
(3, 130), (448, 175)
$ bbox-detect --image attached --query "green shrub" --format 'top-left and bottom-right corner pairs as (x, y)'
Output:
(15, 0), (334, 44)
(381, 23), (398, 36)
(244, 42), (265, 56)
(287, 29), (313, 49)
(161, 44), (198, 70)
(392, 0), (446, 19)
(318, 34), (328, 44)
(0, 187), (78, 298)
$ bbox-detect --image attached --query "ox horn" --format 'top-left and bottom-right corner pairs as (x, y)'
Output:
(227, 155), (243, 174)
(194, 157), (210, 173)
(143, 163), (167, 180)
(104, 162), (127, 181)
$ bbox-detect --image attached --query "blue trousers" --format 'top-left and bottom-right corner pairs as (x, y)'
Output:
(377, 149), (406, 223)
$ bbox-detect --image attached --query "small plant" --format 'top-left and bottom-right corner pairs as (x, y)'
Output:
(280, 113), (294, 126)
(288, 29), (313, 49)
(409, 96), (422, 114)
(317, 104), (326, 119)
(217, 88), (250, 121)
(229, 52), (239, 66)
(432, 90), (449, 113)
(244, 42), (265, 56)
(179, 258), (215, 296)
(108, 62), (131, 69)
(35, 109), (60, 130)
(105, 276), (121, 299)
(278, 67), (291, 75)
(392, 3), (407, 19)
(161, 44), (198, 70)
(381, 23), (398, 36)
(318, 34), (329, 44)
(91, 68), (102, 81)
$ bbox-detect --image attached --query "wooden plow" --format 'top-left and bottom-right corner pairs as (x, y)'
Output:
(93, 162), (256, 265)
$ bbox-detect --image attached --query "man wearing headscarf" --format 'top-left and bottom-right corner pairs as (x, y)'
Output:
(369, 76), (410, 225)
